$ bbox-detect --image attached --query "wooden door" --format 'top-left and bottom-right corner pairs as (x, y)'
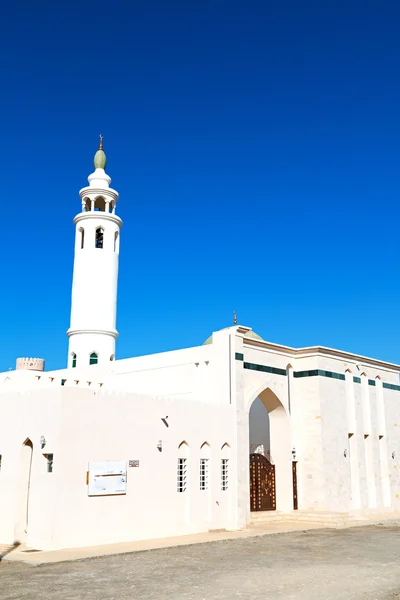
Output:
(292, 461), (298, 510)
(250, 453), (276, 511)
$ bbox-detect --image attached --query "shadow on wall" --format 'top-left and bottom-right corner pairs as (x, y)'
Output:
(249, 397), (270, 454)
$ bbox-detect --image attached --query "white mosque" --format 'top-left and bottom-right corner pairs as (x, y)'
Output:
(1, 140), (400, 551)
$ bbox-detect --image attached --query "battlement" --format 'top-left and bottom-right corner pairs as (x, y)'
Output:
(16, 357), (45, 371)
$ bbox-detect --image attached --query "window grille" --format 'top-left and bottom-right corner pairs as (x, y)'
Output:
(200, 458), (209, 491)
(177, 458), (187, 492)
(221, 458), (229, 491)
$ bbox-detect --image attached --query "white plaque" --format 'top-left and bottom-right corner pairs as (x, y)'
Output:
(88, 461), (127, 496)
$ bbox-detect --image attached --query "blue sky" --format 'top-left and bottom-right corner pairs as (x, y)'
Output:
(1, 0), (400, 371)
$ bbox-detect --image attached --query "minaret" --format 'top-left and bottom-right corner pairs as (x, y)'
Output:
(67, 137), (122, 368)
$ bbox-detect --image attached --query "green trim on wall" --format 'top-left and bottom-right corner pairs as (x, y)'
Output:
(383, 382), (400, 392)
(243, 362), (287, 376)
(238, 360), (400, 391)
(294, 369), (345, 381)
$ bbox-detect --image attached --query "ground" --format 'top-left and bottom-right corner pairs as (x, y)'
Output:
(1, 525), (400, 600)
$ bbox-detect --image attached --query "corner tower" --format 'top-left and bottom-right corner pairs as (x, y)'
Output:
(67, 137), (122, 368)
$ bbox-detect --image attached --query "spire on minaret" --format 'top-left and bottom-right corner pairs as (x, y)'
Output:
(94, 135), (107, 170)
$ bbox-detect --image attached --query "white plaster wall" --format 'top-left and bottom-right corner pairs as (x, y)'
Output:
(319, 377), (351, 511)
(0, 386), (235, 551)
(291, 377), (324, 510)
(0, 389), (63, 548)
(382, 388), (400, 511)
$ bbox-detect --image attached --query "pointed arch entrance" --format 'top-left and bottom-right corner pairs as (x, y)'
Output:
(15, 438), (33, 542)
(248, 387), (292, 512)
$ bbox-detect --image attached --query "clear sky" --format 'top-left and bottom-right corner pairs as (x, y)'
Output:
(1, 0), (400, 371)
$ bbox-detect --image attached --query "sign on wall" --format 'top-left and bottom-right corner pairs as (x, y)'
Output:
(88, 461), (127, 496)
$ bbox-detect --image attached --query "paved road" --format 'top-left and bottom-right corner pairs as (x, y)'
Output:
(1, 525), (400, 600)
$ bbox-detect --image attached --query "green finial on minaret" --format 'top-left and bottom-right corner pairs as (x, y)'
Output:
(94, 134), (107, 169)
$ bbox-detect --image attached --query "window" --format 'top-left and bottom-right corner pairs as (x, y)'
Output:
(61, 379), (66, 386)
(90, 353), (98, 365)
(0, 454), (2, 471)
(71, 353), (77, 368)
(79, 228), (85, 249)
(221, 458), (229, 491)
(114, 231), (119, 252)
(95, 227), (104, 249)
(177, 458), (187, 492)
(45, 454), (53, 473)
(200, 458), (209, 491)
(110, 354), (115, 361)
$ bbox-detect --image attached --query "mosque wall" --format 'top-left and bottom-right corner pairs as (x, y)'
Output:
(0, 386), (235, 551)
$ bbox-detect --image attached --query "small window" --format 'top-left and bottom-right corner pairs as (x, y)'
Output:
(221, 458), (229, 491)
(177, 458), (187, 492)
(71, 353), (77, 368)
(114, 231), (119, 252)
(95, 227), (104, 249)
(61, 379), (66, 386)
(0, 454), (2, 471)
(200, 458), (209, 491)
(45, 454), (53, 473)
(90, 352), (98, 365)
(110, 354), (115, 361)
(79, 228), (85, 249)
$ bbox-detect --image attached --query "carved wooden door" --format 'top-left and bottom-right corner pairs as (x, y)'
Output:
(250, 453), (276, 511)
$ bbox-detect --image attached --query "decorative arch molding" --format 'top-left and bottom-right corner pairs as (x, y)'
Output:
(245, 383), (288, 415)
(221, 442), (231, 457)
(178, 441), (190, 458)
(247, 385), (292, 512)
(200, 442), (211, 458)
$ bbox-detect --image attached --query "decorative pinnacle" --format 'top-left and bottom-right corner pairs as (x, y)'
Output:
(94, 135), (107, 169)
(233, 311), (237, 325)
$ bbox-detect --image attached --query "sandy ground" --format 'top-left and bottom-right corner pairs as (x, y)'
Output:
(1, 524), (400, 599)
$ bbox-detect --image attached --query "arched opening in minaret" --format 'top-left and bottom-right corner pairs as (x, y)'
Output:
(95, 227), (104, 249)
(79, 228), (85, 249)
(94, 196), (106, 212)
(82, 198), (90, 212)
(89, 353), (98, 365)
(71, 353), (77, 368)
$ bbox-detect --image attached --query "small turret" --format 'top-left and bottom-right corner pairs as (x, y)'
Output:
(16, 357), (45, 371)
